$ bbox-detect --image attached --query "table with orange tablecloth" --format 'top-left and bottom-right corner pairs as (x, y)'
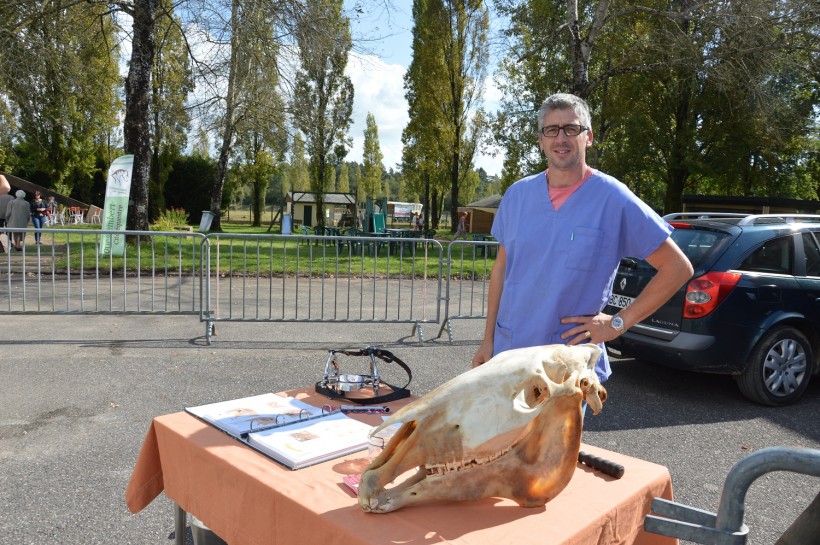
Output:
(125, 389), (678, 545)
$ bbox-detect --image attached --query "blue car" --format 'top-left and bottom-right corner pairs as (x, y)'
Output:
(605, 213), (820, 406)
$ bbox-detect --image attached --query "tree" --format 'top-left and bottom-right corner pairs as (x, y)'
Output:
(493, 0), (819, 212)
(289, 133), (310, 192)
(403, 0), (489, 231)
(150, 0), (193, 219)
(337, 162), (350, 193)
(291, 0), (354, 228)
(361, 113), (384, 199)
(0, 2), (121, 194)
(122, 0), (160, 230)
(231, 3), (288, 227)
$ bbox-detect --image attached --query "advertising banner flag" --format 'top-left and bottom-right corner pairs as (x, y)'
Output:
(99, 154), (134, 256)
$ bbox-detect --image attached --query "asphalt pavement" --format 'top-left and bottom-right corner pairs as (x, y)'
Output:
(0, 314), (818, 545)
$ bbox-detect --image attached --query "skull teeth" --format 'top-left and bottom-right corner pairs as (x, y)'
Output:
(425, 446), (511, 476)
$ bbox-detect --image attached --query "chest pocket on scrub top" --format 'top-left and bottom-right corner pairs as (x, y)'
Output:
(566, 227), (603, 272)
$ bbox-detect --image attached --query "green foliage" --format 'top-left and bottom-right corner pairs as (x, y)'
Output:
(165, 155), (218, 225)
(337, 162), (351, 193)
(150, 0), (193, 221)
(403, 0), (490, 229)
(150, 208), (191, 231)
(289, 134), (310, 192)
(0, 4), (121, 193)
(493, 0), (819, 212)
(361, 113), (384, 198)
(291, 0), (354, 227)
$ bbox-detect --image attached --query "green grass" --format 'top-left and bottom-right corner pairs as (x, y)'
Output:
(36, 220), (494, 279)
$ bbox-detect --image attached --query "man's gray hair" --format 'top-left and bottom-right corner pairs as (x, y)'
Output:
(537, 93), (591, 131)
(15, 190), (25, 198)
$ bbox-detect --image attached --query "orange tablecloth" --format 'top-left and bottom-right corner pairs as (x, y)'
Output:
(126, 390), (677, 545)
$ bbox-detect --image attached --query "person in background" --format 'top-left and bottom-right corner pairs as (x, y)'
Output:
(0, 176), (13, 252)
(453, 212), (468, 240)
(5, 190), (30, 250)
(30, 191), (47, 244)
(471, 93), (693, 391)
(46, 195), (58, 218)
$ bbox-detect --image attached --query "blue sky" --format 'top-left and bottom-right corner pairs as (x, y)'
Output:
(344, 2), (503, 176)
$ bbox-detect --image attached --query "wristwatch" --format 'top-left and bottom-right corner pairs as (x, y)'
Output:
(611, 313), (626, 334)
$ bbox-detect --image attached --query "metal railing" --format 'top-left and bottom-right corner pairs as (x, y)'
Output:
(199, 233), (445, 344)
(0, 227), (205, 314)
(0, 227), (499, 344)
(438, 238), (499, 342)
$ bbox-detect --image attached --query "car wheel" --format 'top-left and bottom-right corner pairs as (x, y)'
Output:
(736, 326), (813, 406)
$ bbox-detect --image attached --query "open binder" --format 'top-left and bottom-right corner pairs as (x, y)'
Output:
(185, 393), (372, 469)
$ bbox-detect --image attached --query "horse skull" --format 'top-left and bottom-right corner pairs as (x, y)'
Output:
(358, 343), (606, 513)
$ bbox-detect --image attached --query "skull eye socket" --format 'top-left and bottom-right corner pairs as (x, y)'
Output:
(515, 377), (551, 410)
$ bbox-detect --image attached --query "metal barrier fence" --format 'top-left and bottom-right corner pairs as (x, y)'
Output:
(200, 233), (445, 344)
(0, 228), (498, 344)
(0, 227), (205, 314)
(439, 238), (499, 342)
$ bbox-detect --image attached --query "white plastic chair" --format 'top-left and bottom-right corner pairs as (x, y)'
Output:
(89, 208), (102, 224)
(45, 208), (66, 226)
(69, 207), (85, 224)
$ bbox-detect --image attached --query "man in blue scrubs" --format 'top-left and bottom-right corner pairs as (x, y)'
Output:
(471, 93), (693, 384)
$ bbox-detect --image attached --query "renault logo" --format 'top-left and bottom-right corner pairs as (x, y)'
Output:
(619, 278), (627, 291)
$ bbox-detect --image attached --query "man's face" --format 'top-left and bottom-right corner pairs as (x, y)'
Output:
(538, 107), (593, 172)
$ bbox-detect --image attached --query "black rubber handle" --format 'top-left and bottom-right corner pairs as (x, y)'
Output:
(578, 451), (625, 479)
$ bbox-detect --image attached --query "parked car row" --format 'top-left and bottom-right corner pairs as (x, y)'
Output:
(605, 212), (820, 406)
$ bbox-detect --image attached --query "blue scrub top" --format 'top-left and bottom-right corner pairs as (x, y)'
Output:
(491, 170), (672, 382)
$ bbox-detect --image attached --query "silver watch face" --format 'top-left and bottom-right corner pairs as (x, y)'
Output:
(612, 315), (625, 331)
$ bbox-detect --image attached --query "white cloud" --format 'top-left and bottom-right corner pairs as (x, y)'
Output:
(345, 53), (408, 172)
(345, 54), (504, 177)
(476, 75), (504, 176)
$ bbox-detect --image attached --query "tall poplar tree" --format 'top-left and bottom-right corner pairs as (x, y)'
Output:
(291, 0), (354, 228)
(150, 0), (193, 219)
(289, 133), (310, 192)
(361, 113), (384, 199)
(337, 162), (350, 193)
(403, 0), (489, 231)
(232, 4), (287, 227)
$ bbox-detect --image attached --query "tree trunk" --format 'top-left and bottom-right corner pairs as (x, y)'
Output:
(431, 190), (442, 230)
(211, 123), (234, 232)
(252, 169), (263, 227)
(664, 86), (692, 214)
(209, 0), (241, 232)
(123, 0), (158, 231)
(450, 149), (460, 232)
(423, 173), (431, 230)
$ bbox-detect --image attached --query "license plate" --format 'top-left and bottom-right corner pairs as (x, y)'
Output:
(608, 294), (634, 309)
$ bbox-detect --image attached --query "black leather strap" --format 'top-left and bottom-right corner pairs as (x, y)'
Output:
(315, 347), (412, 405)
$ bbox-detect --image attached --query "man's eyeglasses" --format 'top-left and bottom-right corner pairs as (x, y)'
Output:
(539, 124), (588, 138)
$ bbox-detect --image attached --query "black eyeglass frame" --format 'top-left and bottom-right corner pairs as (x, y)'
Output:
(538, 124), (589, 138)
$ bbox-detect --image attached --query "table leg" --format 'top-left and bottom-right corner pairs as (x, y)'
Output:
(175, 503), (187, 545)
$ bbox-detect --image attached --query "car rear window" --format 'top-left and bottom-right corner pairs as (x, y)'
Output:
(670, 228), (730, 269)
(737, 235), (792, 274)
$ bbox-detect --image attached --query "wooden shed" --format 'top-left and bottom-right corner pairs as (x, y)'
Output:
(285, 192), (356, 228)
(458, 194), (501, 234)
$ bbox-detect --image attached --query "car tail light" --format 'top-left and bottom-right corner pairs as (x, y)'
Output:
(683, 271), (741, 319)
(669, 222), (692, 229)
